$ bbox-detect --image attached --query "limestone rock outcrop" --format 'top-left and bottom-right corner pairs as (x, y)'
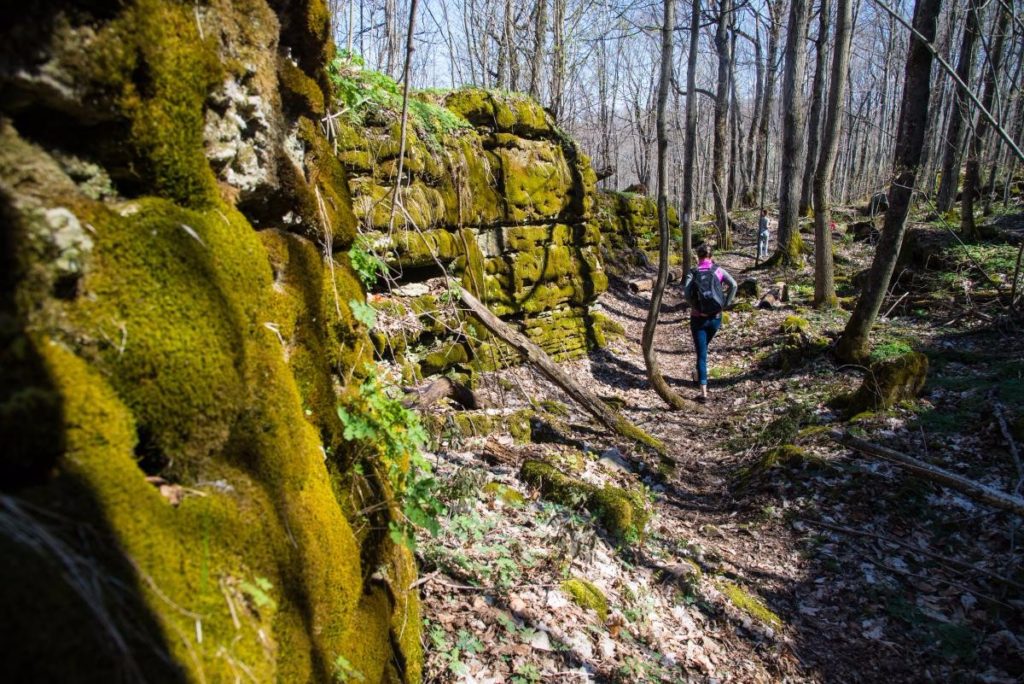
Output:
(0, 1), (418, 681)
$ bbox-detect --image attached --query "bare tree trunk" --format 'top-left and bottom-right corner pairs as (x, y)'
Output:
(755, 0), (783, 210)
(836, 0), (942, 363)
(529, 0), (547, 99)
(550, 0), (566, 121)
(741, 24), (764, 205)
(773, 0), (810, 266)
(644, 0), (688, 411)
(682, 0), (701, 270)
(813, 0), (851, 309)
(712, 0), (734, 248)
(936, 0), (980, 213)
(728, 24), (741, 211)
(384, 0), (399, 76)
(961, 1), (1010, 241)
(800, 0), (831, 218)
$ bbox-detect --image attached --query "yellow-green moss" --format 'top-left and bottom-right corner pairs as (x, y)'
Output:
(419, 342), (468, 376)
(519, 460), (649, 541)
(562, 578), (608, 621)
(278, 55), (326, 116)
(482, 482), (526, 506)
(847, 352), (929, 414)
(732, 445), (829, 490)
(781, 315), (809, 334)
(719, 581), (783, 629)
(81, 0), (222, 206)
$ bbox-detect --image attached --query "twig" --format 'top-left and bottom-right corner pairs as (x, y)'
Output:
(993, 400), (1023, 494)
(801, 518), (1024, 592)
(881, 291), (909, 319)
(859, 551), (1013, 611)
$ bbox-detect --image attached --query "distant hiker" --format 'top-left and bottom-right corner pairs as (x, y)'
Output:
(757, 209), (771, 259)
(684, 244), (737, 403)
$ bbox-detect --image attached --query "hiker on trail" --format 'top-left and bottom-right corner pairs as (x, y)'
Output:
(757, 209), (771, 259)
(684, 243), (737, 403)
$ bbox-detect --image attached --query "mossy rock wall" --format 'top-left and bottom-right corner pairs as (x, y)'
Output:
(0, 2), (419, 681)
(334, 88), (610, 370)
(594, 190), (681, 271)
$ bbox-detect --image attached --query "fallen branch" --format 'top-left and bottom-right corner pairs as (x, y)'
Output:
(830, 430), (1024, 515)
(801, 518), (1024, 592)
(459, 287), (667, 456)
(402, 377), (481, 410)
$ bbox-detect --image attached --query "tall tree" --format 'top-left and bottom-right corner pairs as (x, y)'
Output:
(800, 0), (831, 217)
(644, 0), (688, 410)
(961, 0), (1011, 241)
(550, 0), (566, 121)
(529, 0), (547, 99)
(681, 0), (701, 271)
(836, 0), (943, 363)
(936, 0), (980, 213)
(712, 0), (734, 247)
(773, 0), (811, 266)
(754, 0), (784, 209)
(812, 0), (851, 308)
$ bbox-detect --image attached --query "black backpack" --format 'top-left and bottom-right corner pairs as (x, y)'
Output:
(687, 266), (726, 316)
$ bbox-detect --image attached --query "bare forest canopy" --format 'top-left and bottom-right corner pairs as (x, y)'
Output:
(330, 0), (1024, 216)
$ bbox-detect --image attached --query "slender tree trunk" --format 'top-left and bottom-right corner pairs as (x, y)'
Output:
(755, 0), (783, 210)
(742, 24), (764, 205)
(682, 0), (701, 270)
(962, 1), (1010, 241)
(644, 0), (688, 411)
(550, 0), (566, 121)
(801, 0), (831, 218)
(728, 26), (742, 211)
(773, 0), (810, 266)
(813, 0), (851, 309)
(712, 0), (733, 248)
(936, 0), (980, 213)
(529, 0), (547, 99)
(837, 0), (942, 364)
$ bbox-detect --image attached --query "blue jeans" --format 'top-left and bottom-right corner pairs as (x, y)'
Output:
(758, 231), (770, 257)
(690, 315), (722, 386)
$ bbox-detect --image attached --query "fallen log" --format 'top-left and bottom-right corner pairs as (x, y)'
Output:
(402, 377), (481, 410)
(459, 286), (667, 456)
(482, 437), (520, 466)
(830, 430), (1024, 516)
(758, 282), (789, 310)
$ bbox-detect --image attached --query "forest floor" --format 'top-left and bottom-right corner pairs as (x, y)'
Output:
(412, 206), (1024, 683)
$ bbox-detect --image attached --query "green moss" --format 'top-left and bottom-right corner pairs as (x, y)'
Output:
(82, 0), (222, 206)
(847, 352), (929, 414)
(519, 460), (648, 541)
(719, 581), (783, 629)
(562, 578), (608, 621)
(419, 342), (468, 376)
(781, 315), (809, 334)
(482, 482), (526, 506)
(732, 445), (829, 490)
(278, 55), (326, 116)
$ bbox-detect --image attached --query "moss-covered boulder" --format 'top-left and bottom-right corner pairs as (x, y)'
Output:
(846, 351), (929, 413)
(519, 460), (649, 541)
(732, 445), (831, 491)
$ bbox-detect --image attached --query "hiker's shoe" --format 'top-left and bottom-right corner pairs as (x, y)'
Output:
(697, 394), (708, 404)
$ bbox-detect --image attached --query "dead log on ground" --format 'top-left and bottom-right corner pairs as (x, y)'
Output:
(830, 430), (1024, 515)
(482, 438), (521, 466)
(459, 286), (667, 456)
(403, 377), (481, 410)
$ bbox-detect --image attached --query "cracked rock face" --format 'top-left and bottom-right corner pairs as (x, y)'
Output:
(204, 70), (277, 198)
